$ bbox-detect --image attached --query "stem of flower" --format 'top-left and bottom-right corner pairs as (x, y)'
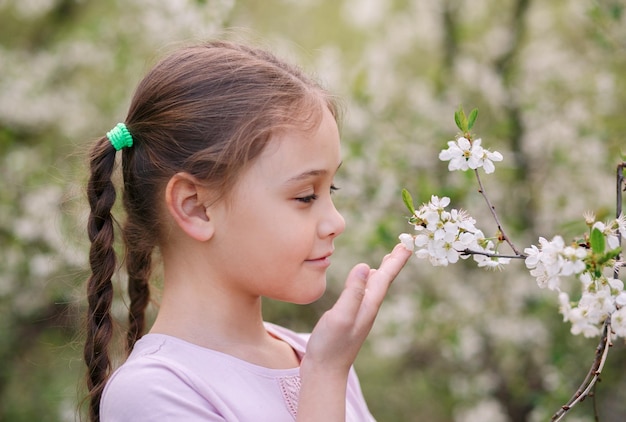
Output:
(473, 168), (523, 255)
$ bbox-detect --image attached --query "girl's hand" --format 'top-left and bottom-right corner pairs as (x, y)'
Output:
(304, 242), (412, 372)
(297, 243), (412, 421)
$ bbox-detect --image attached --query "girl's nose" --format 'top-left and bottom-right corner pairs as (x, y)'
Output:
(319, 200), (346, 239)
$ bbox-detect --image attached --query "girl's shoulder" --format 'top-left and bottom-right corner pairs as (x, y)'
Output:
(101, 334), (214, 398)
(100, 334), (225, 420)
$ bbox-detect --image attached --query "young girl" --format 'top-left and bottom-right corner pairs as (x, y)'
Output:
(84, 40), (411, 422)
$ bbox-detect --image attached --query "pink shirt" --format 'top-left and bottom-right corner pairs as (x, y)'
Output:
(101, 323), (375, 421)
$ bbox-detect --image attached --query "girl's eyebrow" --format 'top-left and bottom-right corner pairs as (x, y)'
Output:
(286, 161), (343, 183)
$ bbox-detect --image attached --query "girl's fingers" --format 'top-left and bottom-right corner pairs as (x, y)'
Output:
(332, 243), (412, 326)
(331, 263), (371, 321)
(362, 244), (412, 310)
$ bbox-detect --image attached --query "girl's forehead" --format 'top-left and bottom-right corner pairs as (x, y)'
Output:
(242, 112), (341, 183)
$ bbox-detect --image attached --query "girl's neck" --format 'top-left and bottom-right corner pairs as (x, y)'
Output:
(149, 261), (300, 369)
(151, 275), (266, 347)
(150, 294), (300, 369)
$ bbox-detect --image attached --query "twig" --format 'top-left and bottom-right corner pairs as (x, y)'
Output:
(473, 168), (524, 255)
(459, 248), (525, 260)
(551, 318), (612, 422)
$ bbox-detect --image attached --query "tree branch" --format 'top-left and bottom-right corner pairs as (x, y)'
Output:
(551, 318), (612, 421)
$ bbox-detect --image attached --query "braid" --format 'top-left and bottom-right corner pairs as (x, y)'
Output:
(121, 142), (158, 353)
(84, 138), (118, 422)
(124, 228), (153, 353)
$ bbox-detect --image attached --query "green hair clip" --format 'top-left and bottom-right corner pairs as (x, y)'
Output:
(106, 123), (133, 151)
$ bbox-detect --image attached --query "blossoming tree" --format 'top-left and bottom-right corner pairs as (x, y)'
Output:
(400, 106), (626, 421)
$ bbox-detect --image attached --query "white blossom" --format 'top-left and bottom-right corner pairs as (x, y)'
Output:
(567, 307), (602, 337)
(474, 254), (512, 270)
(399, 233), (415, 251)
(402, 196), (510, 268)
(439, 137), (503, 174)
(592, 221), (619, 249)
(616, 214), (626, 238)
(612, 307), (626, 337)
(616, 292), (626, 307)
(524, 236), (589, 291)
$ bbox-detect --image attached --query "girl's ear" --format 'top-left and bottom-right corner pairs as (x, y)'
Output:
(165, 172), (215, 242)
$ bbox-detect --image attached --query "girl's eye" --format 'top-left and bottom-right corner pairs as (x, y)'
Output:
(295, 185), (339, 204)
(296, 194), (318, 204)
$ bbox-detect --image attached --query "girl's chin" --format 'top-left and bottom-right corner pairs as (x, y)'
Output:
(284, 280), (327, 305)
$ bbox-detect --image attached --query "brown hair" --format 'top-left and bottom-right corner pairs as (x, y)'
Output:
(84, 40), (338, 422)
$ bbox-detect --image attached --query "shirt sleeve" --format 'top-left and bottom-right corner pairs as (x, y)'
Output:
(100, 358), (225, 422)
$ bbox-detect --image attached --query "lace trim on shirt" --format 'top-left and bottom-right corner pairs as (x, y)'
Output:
(278, 375), (301, 419)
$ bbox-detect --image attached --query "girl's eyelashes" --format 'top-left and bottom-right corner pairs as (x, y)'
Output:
(295, 185), (340, 203)
(296, 194), (318, 203)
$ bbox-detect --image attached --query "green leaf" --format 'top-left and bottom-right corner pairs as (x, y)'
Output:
(590, 227), (606, 254)
(454, 110), (463, 131)
(606, 247), (622, 260)
(402, 188), (416, 215)
(597, 247), (622, 265)
(454, 104), (468, 132)
(467, 108), (479, 130)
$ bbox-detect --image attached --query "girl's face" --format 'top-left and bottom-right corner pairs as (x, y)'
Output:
(208, 105), (345, 304)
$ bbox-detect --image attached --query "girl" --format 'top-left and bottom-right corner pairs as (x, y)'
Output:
(84, 40), (411, 422)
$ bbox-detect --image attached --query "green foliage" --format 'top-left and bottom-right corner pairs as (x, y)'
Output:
(402, 188), (416, 215)
(454, 104), (479, 134)
(587, 227), (621, 278)
(590, 227), (606, 254)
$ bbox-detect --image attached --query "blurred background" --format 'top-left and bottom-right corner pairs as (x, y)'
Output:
(1, 0), (625, 421)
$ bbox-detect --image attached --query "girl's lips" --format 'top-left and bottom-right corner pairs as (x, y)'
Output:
(305, 255), (332, 268)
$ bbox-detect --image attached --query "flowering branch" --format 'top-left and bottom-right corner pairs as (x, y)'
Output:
(400, 105), (626, 418)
